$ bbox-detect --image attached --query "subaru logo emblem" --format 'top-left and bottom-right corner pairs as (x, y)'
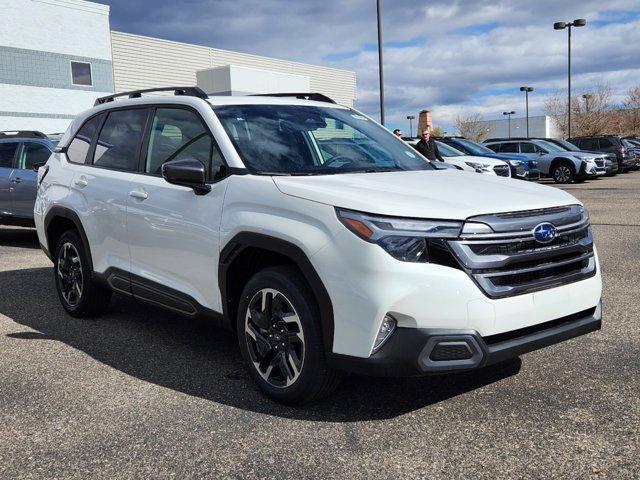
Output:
(533, 222), (557, 244)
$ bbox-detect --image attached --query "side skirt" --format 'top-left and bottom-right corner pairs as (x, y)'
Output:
(93, 267), (223, 325)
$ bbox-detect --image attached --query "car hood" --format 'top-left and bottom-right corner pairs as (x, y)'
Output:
(273, 170), (580, 220)
(445, 155), (507, 166)
(484, 153), (530, 161)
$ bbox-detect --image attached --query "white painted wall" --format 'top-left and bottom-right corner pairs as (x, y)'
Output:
(0, 0), (112, 59)
(197, 65), (310, 95)
(0, 84), (109, 116)
(0, 115), (73, 133)
(477, 115), (559, 139)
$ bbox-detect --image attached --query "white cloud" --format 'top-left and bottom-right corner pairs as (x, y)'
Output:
(107, 0), (640, 132)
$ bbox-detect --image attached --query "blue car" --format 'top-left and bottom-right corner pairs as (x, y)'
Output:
(437, 136), (541, 180)
(0, 131), (57, 227)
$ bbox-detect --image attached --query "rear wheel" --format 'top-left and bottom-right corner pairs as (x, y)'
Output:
(236, 266), (341, 404)
(54, 230), (111, 317)
(551, 162), (575, 184)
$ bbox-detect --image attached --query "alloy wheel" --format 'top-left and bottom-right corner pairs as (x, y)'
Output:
(244, 288), (305, 388)
(554, 165), (572, 183)
(57, 242), (83, 307)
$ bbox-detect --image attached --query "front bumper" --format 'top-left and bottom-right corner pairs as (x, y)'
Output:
(328, 302), (602, 376)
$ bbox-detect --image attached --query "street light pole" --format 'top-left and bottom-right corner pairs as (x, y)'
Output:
(376, 0), (385, 125)
(554, 19), (586, 138)
(406, 115), (415, 137)
(503, 111), (515, 138)
(520, 86), (533, 137)
(582, 93), (592, 112)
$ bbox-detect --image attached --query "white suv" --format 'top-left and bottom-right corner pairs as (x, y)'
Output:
(35, 87), (602, 404)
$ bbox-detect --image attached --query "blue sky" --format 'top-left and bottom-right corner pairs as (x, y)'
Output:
(103, 0), (640, 133)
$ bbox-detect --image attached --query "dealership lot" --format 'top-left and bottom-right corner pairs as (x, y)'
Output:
(0, 175), (638, 479)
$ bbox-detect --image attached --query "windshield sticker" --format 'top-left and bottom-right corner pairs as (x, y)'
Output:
(404, 151), (416, 158)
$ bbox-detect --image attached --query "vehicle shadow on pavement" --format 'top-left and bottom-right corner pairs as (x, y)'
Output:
(1, 267), (521, 422)
(0, 227), (40, 249)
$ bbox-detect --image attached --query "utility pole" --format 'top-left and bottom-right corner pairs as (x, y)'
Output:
(376, 0), (385, 125)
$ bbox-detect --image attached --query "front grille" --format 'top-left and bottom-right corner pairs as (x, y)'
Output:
(447, 205), (596, 298)
(595, 159), (605, 167)
(493, 165), (510, 177)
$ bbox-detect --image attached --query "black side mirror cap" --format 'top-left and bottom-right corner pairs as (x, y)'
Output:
(161, 158), (211, 195)
(32, 161), (46, 171)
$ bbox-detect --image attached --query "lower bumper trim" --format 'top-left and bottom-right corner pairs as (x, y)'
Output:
(327, 301), (602, 377)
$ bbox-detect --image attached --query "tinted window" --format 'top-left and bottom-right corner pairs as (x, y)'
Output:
(71, 61), (92, 86)
(485, 143), (501, 152)
(19, 143), (51, 169)
(0, 142), (19, 168)
(519, 142), (537, 153)
(579, 139), (598, 150)
(146, 108), (223, 180)
(93, 109), (148, 171)
(67, 114), (104, 164)
(598, 138), (613, 148)
(500, 143), (518, 153)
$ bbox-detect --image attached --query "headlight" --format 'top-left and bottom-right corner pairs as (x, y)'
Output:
(508, 160), (522, 167)
(336, 208), (462, 262)
(464, 161), (491, 170)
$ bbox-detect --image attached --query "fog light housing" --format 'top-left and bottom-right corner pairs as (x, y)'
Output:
(372, 315), (397, 353)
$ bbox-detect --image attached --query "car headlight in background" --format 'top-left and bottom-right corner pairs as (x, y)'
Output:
(508, 160), (523, 167)
(336, 208), (462, 262)
(464, 161), (492, 171)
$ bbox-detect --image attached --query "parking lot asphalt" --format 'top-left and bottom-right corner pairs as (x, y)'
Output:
(0, 174), (638, 480)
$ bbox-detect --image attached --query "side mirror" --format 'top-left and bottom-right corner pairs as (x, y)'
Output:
(161, 158), (211, 195)
(32, 161), (46, 171)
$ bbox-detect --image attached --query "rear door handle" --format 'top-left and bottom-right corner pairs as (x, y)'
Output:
(129, 189), (148, 200)
(74, 178), (88, 188)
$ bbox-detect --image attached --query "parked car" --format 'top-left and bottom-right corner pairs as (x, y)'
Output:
(567, 135), (637, 172)
(35, 87), (602, 404)
(434, 141), (512, 177)
(401, 137), (470, 171)
(620, 137), (640, 170)
(0, 130), (56, 226)
(536, 138), (617, 176)
(483, 138), (600, 183)
(436, 136), (540, 181)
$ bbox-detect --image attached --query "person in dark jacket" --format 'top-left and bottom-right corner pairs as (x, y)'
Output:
(414, 127), (444, 162)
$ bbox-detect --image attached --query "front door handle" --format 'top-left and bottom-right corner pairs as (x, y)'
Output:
(11, 177), (22, 184)
(74, 178), (88, 188)
(129, 189), (148, 200)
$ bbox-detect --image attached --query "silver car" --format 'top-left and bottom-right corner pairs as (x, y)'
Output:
(0, 131), (56, 227)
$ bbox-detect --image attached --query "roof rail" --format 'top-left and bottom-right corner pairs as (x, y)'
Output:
(0, 130), (48, 139)
(94, 86), (209, 106)
(250, 93), (336, 104)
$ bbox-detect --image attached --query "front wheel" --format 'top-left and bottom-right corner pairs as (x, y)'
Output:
(552, 162), (575, 184)
(236, 266), (341, 404)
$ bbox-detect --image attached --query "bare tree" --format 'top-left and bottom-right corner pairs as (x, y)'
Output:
(455, 113), (487, 141)
(622, 85), (640, 135)
(546, 85), (616, 137)
(431, 125), (446, 136)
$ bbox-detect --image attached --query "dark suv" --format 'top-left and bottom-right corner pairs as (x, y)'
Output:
(0, 131), (57, 226)
(567, 136), (637, 172)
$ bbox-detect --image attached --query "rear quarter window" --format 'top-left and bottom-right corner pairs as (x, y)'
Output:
(67, 114), (104, 164)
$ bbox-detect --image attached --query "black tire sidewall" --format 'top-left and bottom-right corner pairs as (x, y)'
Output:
(236, 267), (328, 404)
(552, 162), (575, 183)
(54, 230), (95, 316)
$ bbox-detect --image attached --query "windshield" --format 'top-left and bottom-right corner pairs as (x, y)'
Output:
(622, 139), (637, 148)
(435, 140), (464, 157)
(552, 139), (579, 151)
(213, 104), (433, 175)
(452, 138), (495, 155)
(533, 139), (564, 153)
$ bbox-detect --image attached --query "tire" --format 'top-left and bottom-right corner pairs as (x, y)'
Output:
(551, 161), (575, 184)
(236, 266), (341, 404)
(54, 230), (111, 318)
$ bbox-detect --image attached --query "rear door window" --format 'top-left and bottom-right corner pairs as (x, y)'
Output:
(500, 143), (518, 153)
(598, 138), (613, 148)
(0, 142), (19, 168)
(486, 144), (501, 152)
(67, 114), (104, 164)
(519, 142), (537, 153)
(579, 138), (598, 150)
(93, 109), (149, 171)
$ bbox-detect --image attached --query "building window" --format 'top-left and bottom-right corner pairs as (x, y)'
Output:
(70, 61), (93, 86)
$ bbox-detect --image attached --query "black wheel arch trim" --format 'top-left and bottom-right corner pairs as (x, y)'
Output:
(219, 232), (335, 352)
(44, 206), (93, 268)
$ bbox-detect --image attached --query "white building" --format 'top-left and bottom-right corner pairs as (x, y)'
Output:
(478, 115), (562, 140)
(0, 0), (357, 133)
